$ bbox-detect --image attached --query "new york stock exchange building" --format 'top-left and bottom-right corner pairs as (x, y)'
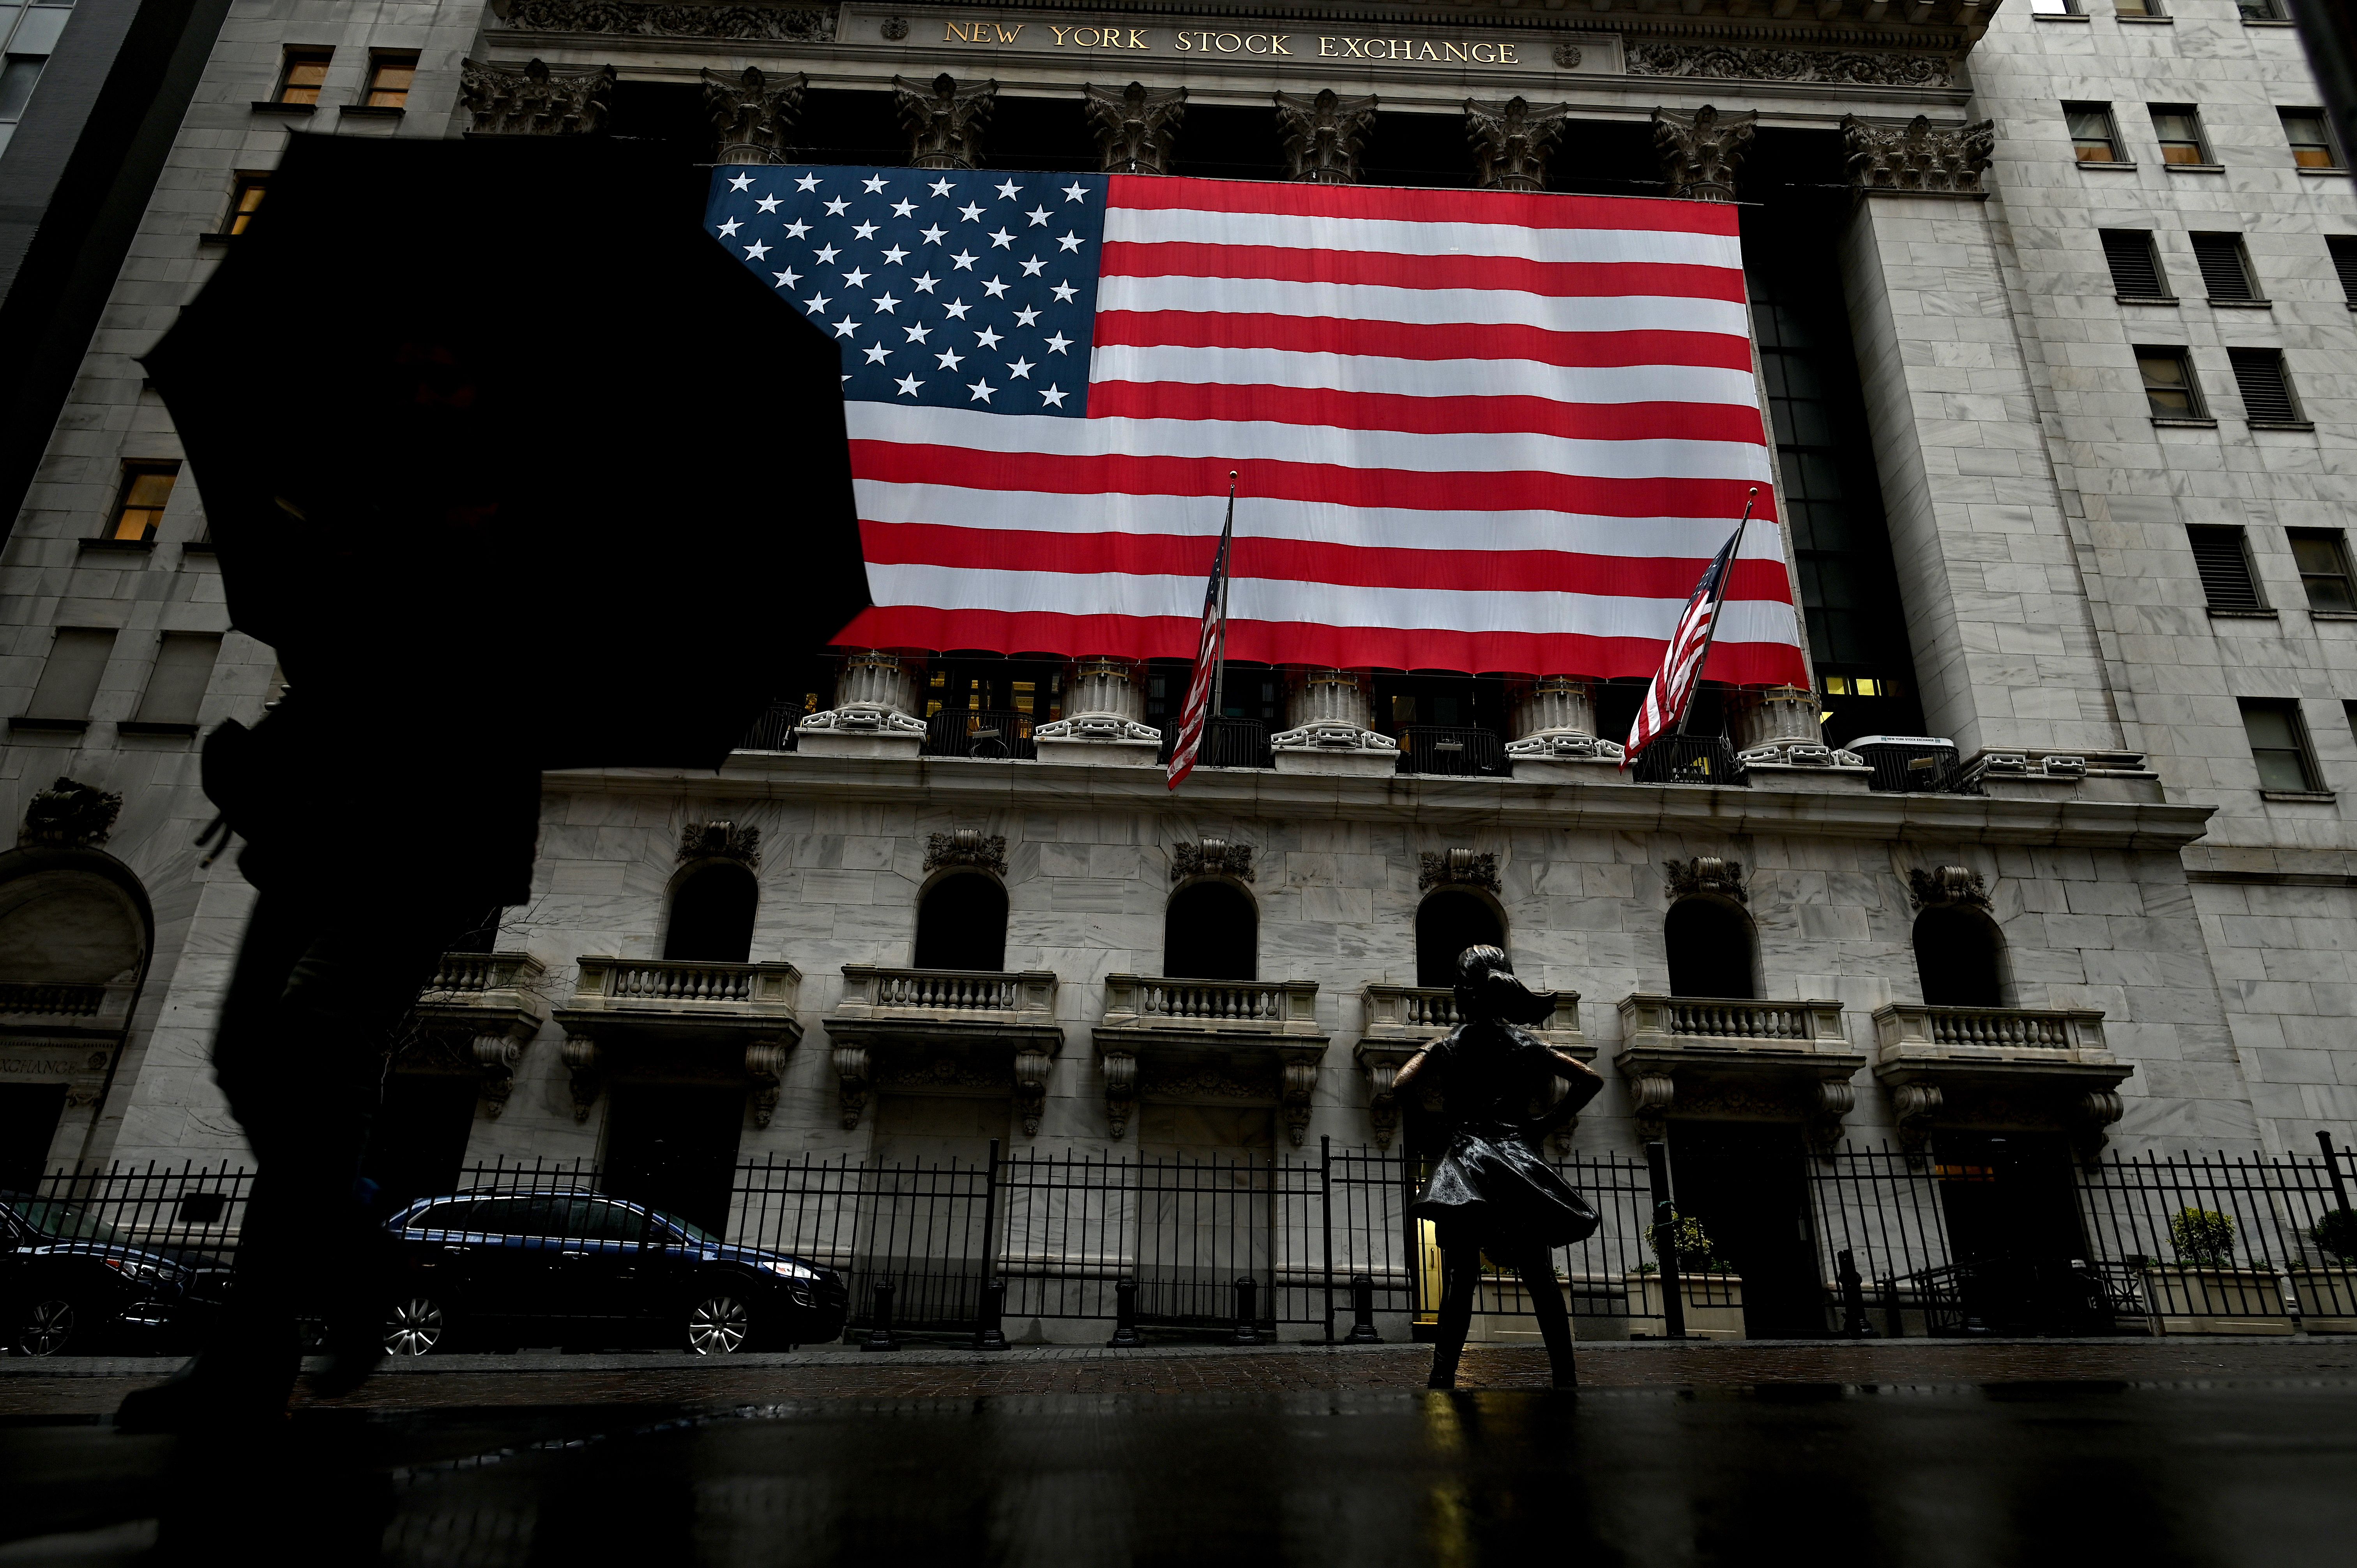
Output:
(5, 0), (2357, 1345)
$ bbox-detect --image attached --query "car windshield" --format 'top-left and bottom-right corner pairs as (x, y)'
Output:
(9, 1199), (131, 1246)
(650, 1210), (719, 1245)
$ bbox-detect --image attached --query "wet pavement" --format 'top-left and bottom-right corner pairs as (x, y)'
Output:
(3, 1342), (2353, 1564)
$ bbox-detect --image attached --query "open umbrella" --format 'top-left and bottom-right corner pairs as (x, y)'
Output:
(143, 132), (866, 771)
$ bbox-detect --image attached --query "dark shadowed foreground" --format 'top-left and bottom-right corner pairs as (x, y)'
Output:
(1, 1348), (2352, 1565)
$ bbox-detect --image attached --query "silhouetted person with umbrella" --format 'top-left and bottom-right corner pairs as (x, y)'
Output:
(1395, 946), (1604, 1390)
(116, 136), (866, 1428)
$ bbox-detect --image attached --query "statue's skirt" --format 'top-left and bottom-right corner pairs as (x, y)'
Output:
(1411, 1125), (1601, 1254)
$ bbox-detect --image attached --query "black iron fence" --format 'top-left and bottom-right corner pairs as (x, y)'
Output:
(17, 1139), (2357, 1344)
(1631, 734), (1747, 787)
(1155, 716), (1273, 771)
(1392, 725), (1509, 778)
(921, 707), (1038, 760)
(733, 701), (803, 753)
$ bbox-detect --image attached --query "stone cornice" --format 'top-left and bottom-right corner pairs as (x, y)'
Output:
(540, 755), (2216, 853)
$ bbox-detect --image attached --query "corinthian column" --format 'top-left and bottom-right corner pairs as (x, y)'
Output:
(1086, 81), (1186, 175)
(703, 66), (806, 164)
(1275, 90), (1378, 185)
(1652, 105), (1756, 201)
(896, 73), (997, 170)
(1465, 97), (1573, 192)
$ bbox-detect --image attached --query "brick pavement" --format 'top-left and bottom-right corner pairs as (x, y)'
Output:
(5, 1337), (2356, 1416)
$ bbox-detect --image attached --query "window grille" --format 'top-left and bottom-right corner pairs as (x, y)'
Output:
(2098, 230), (2168, 298)
(2187, 526), (2264, 611)
(2189, 233), (2261, 301)
(2228, 348), (2302, 424)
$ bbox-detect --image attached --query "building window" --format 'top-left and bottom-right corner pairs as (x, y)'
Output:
(2229, 348), (2303, 425)
(1415, 890), (1505, 990)
(272, 47), (332, 106)
(663, 861), (757, 964)
(2239, 699), (2321, 793)
(1665, 899), (1757, 1001)
(2136, 346), (2205, 418)
(123, 632), (222, 733)
(2149, 106), (2212, 166)
(1915, 907), (2008, 1009)
(364, 52), (416, 109)
(913, 872), (1007, 971)
(2189, 233), (2263, 302)
(0, 53), (45, 156)
(2114, 0), (2164, 15)
(2280, 109), (2342, 169)
(2029, 0), (2079, 12)
(2288, 530), (2357, 614)
(2099, 230), (2170, 299)
(2329, 237), (2357, 306)
(1164, 879), (1257, 982)
(2238, 0), (2285, 18)
(2187, 526), (2265, 611)
(225, 174), (267, 236)
(19, 627), (117, 727)
(107, 461), (178, 541)
(2064, 102), (2124, 162)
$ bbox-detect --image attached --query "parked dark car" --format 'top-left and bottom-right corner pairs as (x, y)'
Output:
(381, 1190), (848, 1356)
(0, 1192), (230, 1356)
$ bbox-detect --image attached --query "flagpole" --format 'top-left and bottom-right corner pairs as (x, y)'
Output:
(1674, 486), (1759, 740)
(1207, 470), (1238, 732)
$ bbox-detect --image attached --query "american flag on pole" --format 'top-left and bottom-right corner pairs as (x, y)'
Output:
(1623, 504), (1751, 766)
(704, 166), (1807, 684)
(1164, 494), (1235, 790)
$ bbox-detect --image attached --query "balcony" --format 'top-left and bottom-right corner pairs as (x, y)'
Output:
(1355, 984), (1590, 1147)
(0, 979), (137, 1038)
(1871, 1003), (2131, 1160)
(1155, 717), (1274, 770)
(921, 707), (1039, 761)
(1392, 725), (1509, 778)
(551, 956), (804, 1125)
(1615, 993), (1864, 1143)
(824, 966), (1061, 1134)
(1092, 975), (1328, 1146)
(412, 952), (548, 1116)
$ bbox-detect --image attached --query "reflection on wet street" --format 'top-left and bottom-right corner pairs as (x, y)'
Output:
(4, 1381), (2353, 1565)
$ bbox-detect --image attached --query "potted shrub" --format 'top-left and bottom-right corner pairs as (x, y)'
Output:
(1626, 1212), (1746, 1340)
(2139, 1208), (2292, 1335)
(2289, 1208), (2357, 1333)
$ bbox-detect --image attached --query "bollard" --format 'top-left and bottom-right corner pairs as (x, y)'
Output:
(1232, 1277), (1261, 1346)
(861, 1280), (900, 1353)
(1106, 1278), (1142, 1348)
(972, 1279), (1008, 1352)
(1880, 1275), (1904, 1340)
(1837, 1248), (1875, 1337)
(1343, 1273), (1382, 1344)
(1643, 1140), (1686, 1340)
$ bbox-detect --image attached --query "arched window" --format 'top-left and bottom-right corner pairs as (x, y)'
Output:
(1914, 906), (2007, 1008)
(1665, 898), (1758, 1000)
(1164, 880), (1257, 981)
(663, 862), (758, 964)
(0, 856), (152, 1188)
(915, 872), (1008, 971)
(1415, 889), (1505, 989)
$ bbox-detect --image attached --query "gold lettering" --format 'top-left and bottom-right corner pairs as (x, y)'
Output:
(1318, 35), (1336, 55)
(1500, 42), (1519, 64)
(995, 23), (1025, 42)
(1341, 36), (1368, 57)
(1129, 28), (1147, 47)
(1216, 31), (1242, 51)
(1073, 25), (1098, 44)
(1390, 39), (1411, 59)
(945, 20), (973, 41)
(1270, 34), (1292, 54)
(1246, 32), (1268, 53)
(1444, 41), (1468, 61)
(1418, 41), (1439, 60)
(1049, 24), (1069, 44)
(1101, 18), (1124, 47)
(1470, 42), (1497, 62)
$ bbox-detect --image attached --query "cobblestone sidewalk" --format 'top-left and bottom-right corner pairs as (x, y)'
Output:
(6, 1337), (2356, 1416)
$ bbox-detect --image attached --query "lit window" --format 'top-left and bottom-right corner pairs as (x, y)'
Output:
(2150, 106), (2212, 166)
(2239, 700), (2320, 793)
(364, 53), (416, 109)
(2281, 109), (2341, 170)
(2065, 102), (2123, 162)
(274, 48), (331, 106)
(2115, 0), (2163, 15)
(226, 173), (267, 235)
(2289, 530), (2356, 614)
(109, 462), (178, 542)
(2136, 346), (2204, 418)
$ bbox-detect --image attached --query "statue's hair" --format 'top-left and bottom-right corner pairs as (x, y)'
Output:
(1454, 944), (1554, 1028)
(1456, 945), (1510, 987)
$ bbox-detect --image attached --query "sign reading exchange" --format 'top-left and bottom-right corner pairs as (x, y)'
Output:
(847, 5), (1610, 73)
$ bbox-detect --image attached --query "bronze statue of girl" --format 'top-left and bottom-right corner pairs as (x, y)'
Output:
(1394, 945), (1605, 1390)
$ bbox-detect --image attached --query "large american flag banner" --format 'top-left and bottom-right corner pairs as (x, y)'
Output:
(705, 166), (1808, 685)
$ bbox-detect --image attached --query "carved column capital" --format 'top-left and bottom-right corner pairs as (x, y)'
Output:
(1275, 89), (1377, 185)
(703, 66), (806, 164)
(461, 57), (616, 136)
(1652, 104), (1756, 201)
(1843, 115), (1995, 198)
(896, 73), (997, 170)
(1086, 81), (1186, 175)
(1464, 97), (1572, 192)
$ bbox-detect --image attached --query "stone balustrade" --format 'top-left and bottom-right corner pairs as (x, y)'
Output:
(553, 955), (803, 1126)
(413, 952), (551, 1119)
(1872, 1003), (2108, 1061)
(423, 950), (545, 997)
(1615, 992), (1862, 1143)
(569, 955), (798, 1014)
(1104, 975), (1320, 1032)
(1094, 974), (1327, 1147)
(826, 966), (1062, 1135)
(0, 982), (106, 1019)
(1870, 1003), (2128, 1163)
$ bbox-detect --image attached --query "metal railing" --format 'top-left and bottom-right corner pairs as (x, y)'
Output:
(922, 707), (1039, 761)
(1631, 734), (1746, 786)
(1156, 716), (1273, 770)
(1392, 725), (1509, 778)
(734, 701), (803, 753)
(0, 982), (105, 1017)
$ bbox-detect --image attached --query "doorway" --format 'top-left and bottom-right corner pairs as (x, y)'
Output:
(1666, 1122), (1825, 1338)
(1934, 1132), (2101, 1333)
(603, 1084), (746, 1237)
(0, 1083), (66, 1190)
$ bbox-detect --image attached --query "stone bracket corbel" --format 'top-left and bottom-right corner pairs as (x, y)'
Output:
(1890, 1081), (1944, 1167)
(1014, 1044), (1053, 1137)
(1280, 1054), (1320, 1148)
(745, 1041), (789, 1128)
(833, 1044), (871, 1130)
(1628, 1068), (1677, 1141)
(2073, 1089), (2125, 1169)
(472, 1033), (525, 1118)
(1102, 1049), (1138, 1139)
(560, 1033), (603, 1123)
(1810, 1077), (1858, 1157)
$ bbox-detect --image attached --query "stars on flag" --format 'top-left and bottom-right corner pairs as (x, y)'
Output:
(707, 165), (1104, 416)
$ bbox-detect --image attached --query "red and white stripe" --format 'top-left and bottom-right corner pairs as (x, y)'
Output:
(836, 177), (1808, 687)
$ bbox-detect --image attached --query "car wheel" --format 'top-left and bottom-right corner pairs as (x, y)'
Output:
(15, 1298), (79, 1357)
(383, 1297), (446, 1357)
(685, 1291), (750, 1356)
